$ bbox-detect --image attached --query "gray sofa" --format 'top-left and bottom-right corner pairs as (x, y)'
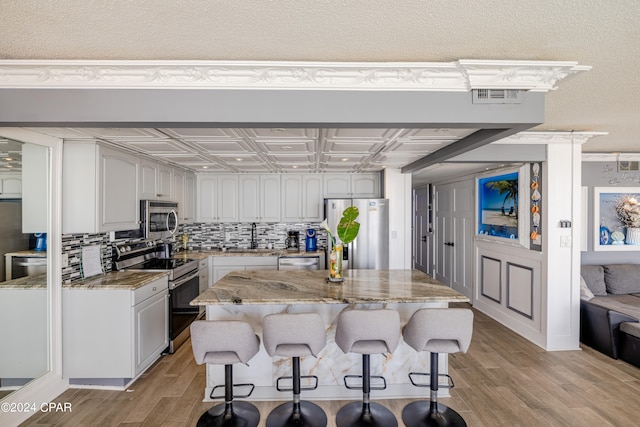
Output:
(580, 264), (640, 367)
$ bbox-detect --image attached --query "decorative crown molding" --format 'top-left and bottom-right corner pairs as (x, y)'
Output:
(458, 60), (591, 92)
(493, 131), (607, 145)
(582, 153), (640, 162)
(0, 59), (589, 91)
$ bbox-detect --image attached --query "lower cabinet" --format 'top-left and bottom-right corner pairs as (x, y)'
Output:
(211, 256), (278, 285)
(63, 276), (169, 382)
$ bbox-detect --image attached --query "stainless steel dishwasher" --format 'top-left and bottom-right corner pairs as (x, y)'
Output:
(277, 255), (320, 270)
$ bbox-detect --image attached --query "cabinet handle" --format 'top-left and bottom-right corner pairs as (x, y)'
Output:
(152, 287), (156, 291)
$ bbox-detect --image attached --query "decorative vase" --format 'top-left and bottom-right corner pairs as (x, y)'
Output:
(626, 228), (640, 245)
(328, 244), (344, 282)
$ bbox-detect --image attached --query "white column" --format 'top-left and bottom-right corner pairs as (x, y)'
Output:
(384, 168), (413, 269)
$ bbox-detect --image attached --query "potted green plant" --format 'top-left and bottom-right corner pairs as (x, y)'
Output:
(320, 206), (360, 282)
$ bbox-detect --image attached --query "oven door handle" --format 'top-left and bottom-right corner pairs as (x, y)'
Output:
(170, 271), (199, 290)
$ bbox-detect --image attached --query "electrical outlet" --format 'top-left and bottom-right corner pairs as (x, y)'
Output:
(61, 253), (69, 268)
(560, 235), (571, 247)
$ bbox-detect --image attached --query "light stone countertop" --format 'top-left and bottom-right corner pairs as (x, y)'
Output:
(4, 250), (47, 257)
(62, 271), (169, 290)
(0, 273), (47, 289)
(191, 269), (469, 306)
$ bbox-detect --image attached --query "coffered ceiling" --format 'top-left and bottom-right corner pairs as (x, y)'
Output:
(15, 126), (476, 174)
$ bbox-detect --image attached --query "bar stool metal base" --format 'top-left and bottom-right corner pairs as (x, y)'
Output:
(402, 401), (466, 427)
(336, 402), (398, 427)
(196, 401), (260, 427)
(266, 400), (327, 427)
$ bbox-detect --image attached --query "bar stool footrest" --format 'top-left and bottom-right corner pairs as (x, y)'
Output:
(408, 372), (455, 389)
(275, 375), (319, 392)
(209, 382), (255, 399)
(343, 374), (387, 391)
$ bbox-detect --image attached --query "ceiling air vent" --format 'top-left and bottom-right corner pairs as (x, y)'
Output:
(472, 89), (524, 104)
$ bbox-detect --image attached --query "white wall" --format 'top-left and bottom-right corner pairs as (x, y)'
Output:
(384, 168), (412, 269)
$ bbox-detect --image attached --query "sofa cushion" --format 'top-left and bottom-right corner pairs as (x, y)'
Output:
(581, 265), (607, 296)
(620, 321), (640, 339)
(580, 276), (594, 301)
(588, 294), (640, 320)
(603, 264), (640, 294)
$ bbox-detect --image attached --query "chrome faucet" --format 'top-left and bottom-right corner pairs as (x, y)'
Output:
(250, 223), (258, 249)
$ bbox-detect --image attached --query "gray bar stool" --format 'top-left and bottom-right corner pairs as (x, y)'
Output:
(401, 308), (474, 427)
(335, 308), (401, 427)
(262, 312), (328, 427)
(190, 320), (261, 427)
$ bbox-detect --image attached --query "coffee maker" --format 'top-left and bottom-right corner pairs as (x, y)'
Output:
(285, 231), (300, 251)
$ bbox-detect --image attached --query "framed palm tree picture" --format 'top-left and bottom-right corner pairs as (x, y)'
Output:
(477, 169), (521, 241)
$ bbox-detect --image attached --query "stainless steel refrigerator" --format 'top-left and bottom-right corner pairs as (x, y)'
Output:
(324, 198), (389, 269)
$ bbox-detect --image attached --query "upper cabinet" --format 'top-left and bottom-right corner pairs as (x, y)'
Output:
(63, 142), (140, 233)
(323, 173), (380, 198)
(198, 173), (381, 224)
(184, 171), (196, 223)
(173, 168), (196, 223)
(22, 144), (48, 232)
(197, 175), (239, 222)
(281, 175), (323, 222)
(239, 175), (281, 222)
(0, 173), (22, 199)
(140, 159), (173, 200)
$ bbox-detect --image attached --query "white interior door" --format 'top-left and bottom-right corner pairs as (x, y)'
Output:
(451, 180), (473, 299)
(413, 186), (432, 275)
(434, 181), (474, 300)
(434, 184), (452, 285)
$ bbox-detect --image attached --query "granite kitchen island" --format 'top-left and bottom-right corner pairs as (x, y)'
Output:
(191, 269), (469, 401)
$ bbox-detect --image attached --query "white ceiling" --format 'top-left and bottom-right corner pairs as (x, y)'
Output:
(0, 1), (638, 181)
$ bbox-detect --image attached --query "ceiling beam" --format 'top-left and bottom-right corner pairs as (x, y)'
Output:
(401, 125), (536, 174)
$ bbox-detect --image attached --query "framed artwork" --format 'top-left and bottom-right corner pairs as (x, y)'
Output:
(476, 165), (529, 248)
(593, 187), (640, 251)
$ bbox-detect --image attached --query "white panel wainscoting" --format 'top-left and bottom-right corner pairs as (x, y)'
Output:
(506, 262), (534, 319)
(480, 256), (502, 303)
(474, 239), (544, 348)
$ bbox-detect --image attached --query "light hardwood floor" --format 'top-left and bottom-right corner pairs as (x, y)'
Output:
(21, 303), (640, 426)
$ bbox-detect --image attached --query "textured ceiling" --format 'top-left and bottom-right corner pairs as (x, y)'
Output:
(0, 0), (638, 159)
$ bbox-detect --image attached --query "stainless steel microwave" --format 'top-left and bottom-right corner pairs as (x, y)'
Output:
(141, 200), (179, 239)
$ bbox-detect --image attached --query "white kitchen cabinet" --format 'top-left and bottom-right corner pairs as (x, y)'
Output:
(0, 287), (48, 380)
(211, 256), (278, 284)
(140, 159), (173, 200)
(197, 174), (239, 222)
(302, 175), (324, 221)
(0, 173), (21, 199)
(239, 175), (281, 222)
(184, 171), (196, 222)
(22, 144), (49, 232)
(63, 276), (169, 381)
(62, 142), (140, 233)
(173, 168), (196, 222)
(281, 174), (323, 222)
(281, 175), (302, 222)
(173, 168), (185, 219)
(323, 173), (380, 198)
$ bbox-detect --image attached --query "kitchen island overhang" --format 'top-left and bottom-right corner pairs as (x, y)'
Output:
(191, 269), (469, 401)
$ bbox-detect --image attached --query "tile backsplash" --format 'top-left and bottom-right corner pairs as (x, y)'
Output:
(180, 222), (327, 251)
(61, 222), (326, 284)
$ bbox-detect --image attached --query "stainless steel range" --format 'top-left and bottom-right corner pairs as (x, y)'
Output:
(114, 240), (199, 354)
